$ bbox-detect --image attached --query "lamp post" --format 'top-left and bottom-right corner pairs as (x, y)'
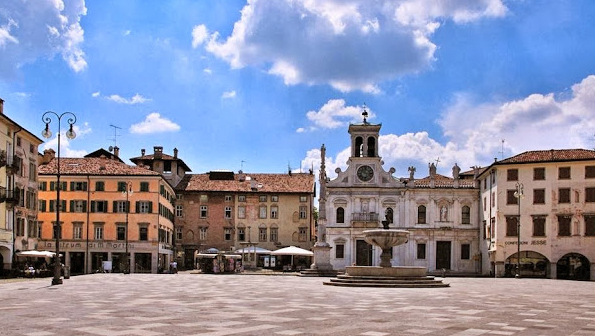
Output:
(122, 182), (133, 274)
(513, 182), (524, 278)
(41, 111), (77, 286)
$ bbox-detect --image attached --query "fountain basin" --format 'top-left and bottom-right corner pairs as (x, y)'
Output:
(363, 229), (409, 249)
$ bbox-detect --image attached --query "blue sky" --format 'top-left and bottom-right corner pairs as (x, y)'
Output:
(2, 0), (595, 179)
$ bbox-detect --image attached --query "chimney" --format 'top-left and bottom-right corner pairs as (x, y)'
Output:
(154, 146), (163, 159)
(113, 146), (120, 158)
(0, 98), (4, 114)
(42, 149), (56, 164)
(173, 147), (178, 159)
(141, 148), (145, 156)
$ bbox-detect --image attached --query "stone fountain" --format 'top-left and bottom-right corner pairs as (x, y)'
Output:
(324, 221), (449, 288)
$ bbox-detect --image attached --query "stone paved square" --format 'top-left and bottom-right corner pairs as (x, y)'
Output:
(1, 274), (595, 336)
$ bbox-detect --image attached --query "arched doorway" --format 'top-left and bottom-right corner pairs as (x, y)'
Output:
(557, 253), (590, 281)
(505, 251), (549, 278)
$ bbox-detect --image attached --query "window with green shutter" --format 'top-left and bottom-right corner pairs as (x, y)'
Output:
(95, 181), (105, 191)
(140, 182), (149, 192)
(117, 182), (127, 192)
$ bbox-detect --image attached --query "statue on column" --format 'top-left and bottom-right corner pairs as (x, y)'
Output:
(408, 166), (416, 180)
(452, 163), (460, 179)
(429, 162), (437, 178)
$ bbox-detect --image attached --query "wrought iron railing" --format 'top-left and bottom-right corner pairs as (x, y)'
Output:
(351, 212), (379, 222)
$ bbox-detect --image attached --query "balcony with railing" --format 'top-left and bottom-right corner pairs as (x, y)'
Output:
(0, 150), (6, 167)
(6, 155), (21, 175)
(351, 212), (380, 228)
(0, 187), (20, 207)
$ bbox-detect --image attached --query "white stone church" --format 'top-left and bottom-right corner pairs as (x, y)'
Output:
(319, 113), (482, 275)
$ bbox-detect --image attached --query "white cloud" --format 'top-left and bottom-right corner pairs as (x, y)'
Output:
(203, 68), (212, 74)
(42, 132), (87, 158)
(123, 30), (131, 36)
(199, 0), (507, 92)
(302, 99), (374, 131)
(73, 122), (92, 137)
(0, 0), (87, 78)
(191, 24), (208, 48)
(130, 113), (181, 134)
(221, 90), (236, 99)
(106, 93), (151, 104)
(303, 75), (595, 177)
(91, 91), (100, 97)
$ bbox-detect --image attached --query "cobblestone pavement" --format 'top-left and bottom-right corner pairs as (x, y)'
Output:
(1, 274), (595, 336)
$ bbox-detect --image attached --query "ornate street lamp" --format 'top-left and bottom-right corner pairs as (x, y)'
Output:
(513, 182), (524, 278)
(122, 182), (133, 274)
(42, 111), (77, 286)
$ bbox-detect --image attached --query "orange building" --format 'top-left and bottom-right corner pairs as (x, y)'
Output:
(37, 148), (176, 274)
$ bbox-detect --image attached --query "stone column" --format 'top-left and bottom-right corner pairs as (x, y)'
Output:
(130, 252), (136, 273)
(550, 262), (557, 279)
(310, 243), (333, 271)
(494, 261), (505, 278)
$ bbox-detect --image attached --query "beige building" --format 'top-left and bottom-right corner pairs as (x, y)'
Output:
(0, 98), (43, 274)
(479, 149), (595, 280)
(37, 149), (176, 274)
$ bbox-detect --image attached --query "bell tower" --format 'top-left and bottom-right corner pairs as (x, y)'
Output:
(348, 107), (381, 159)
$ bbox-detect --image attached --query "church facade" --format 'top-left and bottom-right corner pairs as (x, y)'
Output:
(319, 114), (482, 274)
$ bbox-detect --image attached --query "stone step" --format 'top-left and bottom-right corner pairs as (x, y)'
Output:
(329, 278), (446, 285)
(337, 275), (438, 281)
(323, 281), (450, 288)
(299, 269), (341, 277)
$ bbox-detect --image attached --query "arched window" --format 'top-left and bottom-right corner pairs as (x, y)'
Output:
(417, 205), (426, 224)
(367, 137), (376, 157)
(336, 207), (345, 223)
(354, 137), (363, 157)
(462, 206), (471, 224)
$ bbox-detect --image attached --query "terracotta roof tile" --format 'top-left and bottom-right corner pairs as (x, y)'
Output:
(414, 174), (476, 188)
(176, 173), (315, 193)
(498, 149), (595, 164)
(38, 157), (162, 176)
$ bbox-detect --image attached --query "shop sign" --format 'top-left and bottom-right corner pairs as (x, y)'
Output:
(505, 240), (546, 246)
(42, 241), (135, 249)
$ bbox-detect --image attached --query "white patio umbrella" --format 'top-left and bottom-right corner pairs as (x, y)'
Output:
(233, 246), (272, 254)
(270, 246), (313, 269)
(270, 246), (313, 256)
(16, 251), (58, 258)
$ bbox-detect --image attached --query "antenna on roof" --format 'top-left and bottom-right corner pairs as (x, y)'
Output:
(241, 160), (246, 171)
(109, 124), (122, 150)
(498, 139), (505, 159)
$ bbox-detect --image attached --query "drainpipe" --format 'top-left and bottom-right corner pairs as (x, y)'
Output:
(85, 174), (90, 274)
(11, 126), (22, 274)
(488, 169), (494, 277)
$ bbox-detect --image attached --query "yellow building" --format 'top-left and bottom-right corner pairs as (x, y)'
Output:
(0, 98), (44, 275)
(37, 149), (176, 274)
